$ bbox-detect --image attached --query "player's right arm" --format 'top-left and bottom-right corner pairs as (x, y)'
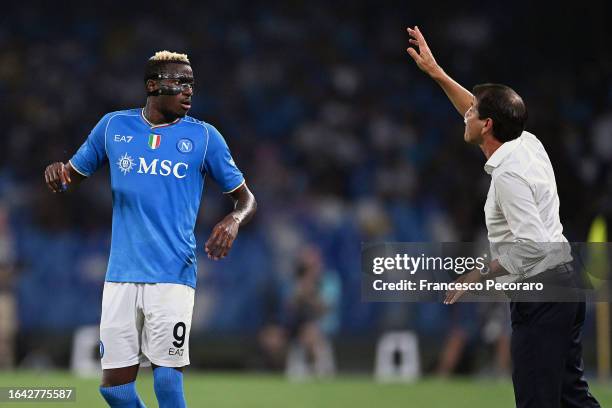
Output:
(406, 26), (473, 117)
(44, 162), (85, 193)
(44, 113), (111, 193)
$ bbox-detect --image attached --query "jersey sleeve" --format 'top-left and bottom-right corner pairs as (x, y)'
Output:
(69, 113), (111, 177)
(202, 124), (245, 193)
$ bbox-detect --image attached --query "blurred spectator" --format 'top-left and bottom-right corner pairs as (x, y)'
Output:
(0, 202), (16, 368)
(285, 246), (340, 378)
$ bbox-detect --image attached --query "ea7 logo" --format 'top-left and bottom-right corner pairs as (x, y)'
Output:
(168, 348), (184, 356)
(114, 134), (133, 143)
(137, 158), (188, 179)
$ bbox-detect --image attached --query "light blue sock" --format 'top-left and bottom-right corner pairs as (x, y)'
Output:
(99, 381), (146, 407)
(153, 367), (186, 408)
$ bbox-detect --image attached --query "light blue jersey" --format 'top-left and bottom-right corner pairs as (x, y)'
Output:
(70, 108), (244, 288)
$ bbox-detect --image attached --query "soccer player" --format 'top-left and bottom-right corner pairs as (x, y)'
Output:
(406, 26), (600, 407)
(44, 51), (256, 408)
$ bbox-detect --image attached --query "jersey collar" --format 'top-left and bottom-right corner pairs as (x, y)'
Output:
(140, 108), (182, 129)
(483, 133), (524, 174)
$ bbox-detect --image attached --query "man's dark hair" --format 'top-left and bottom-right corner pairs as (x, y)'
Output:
(473, 83), (527, 142)
(144, 51), (191, 83)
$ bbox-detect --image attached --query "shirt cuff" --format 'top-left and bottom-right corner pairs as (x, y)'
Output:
(68, 159), (90, 177)
(223, 179), (245, 194)
(497, 253), (522, 276)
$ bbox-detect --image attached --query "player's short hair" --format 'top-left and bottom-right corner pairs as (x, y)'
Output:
(144, 51), (191, 83)
(473, 83), (527, 143)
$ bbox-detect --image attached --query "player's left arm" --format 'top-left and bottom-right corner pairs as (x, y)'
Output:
(204, 183), (257, 260)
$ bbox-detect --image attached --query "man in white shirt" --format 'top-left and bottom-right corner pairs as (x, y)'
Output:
(406, 26), (600, 408)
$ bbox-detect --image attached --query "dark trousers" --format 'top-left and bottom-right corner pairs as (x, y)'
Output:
(510, 301), (600, 408)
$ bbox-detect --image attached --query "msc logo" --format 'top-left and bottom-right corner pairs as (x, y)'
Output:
(116, 154), (188, 178)
(137, 158), (188, 178)
(117, 153), (135, 175)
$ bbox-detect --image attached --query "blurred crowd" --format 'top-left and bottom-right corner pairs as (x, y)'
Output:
(0, 1), (611, 372)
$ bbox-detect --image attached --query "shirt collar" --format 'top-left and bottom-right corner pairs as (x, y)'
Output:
(483, 134), (523, 174)
(140, 108), (181, 129)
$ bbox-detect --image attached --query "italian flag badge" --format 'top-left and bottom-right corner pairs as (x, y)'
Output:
(148, 134), (161, 149)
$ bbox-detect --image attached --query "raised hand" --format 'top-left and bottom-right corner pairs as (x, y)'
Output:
(406, 26), (442, 78)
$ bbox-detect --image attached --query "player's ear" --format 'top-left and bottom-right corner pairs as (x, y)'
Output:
(146, 79), (158, 94)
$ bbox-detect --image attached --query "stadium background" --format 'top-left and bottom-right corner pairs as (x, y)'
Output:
(1, 0), (611, 406)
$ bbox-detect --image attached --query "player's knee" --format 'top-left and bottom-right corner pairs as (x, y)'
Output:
(101, 366), (139, 388)
(153, 366), (186, 408)
(99, 381), (146, 407)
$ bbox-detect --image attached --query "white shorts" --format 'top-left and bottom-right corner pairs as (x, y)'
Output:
(99, 282), (194, 369)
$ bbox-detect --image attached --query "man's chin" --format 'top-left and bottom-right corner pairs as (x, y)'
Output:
(464, 133), (479, 145)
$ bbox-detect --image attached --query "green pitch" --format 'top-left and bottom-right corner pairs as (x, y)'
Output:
(0, 371), (610, 407)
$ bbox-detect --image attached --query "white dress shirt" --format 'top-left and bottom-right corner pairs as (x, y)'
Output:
(484, 131), (572, 283)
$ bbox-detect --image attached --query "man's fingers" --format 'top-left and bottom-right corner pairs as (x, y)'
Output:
(44, 163), (71, 193)
(450, 291), (464, 304)
(49, 168), (62, 192)
(44, 172), (56, 192)
(55, 166), (67, 192)
(61, 164), (71, 184)
(58, 164), (67, 185)
(407, 47), (421, 62)
(220, 236), (234, 258)
(413, 27), (430, 50)
(444, 288), (466, 305)
(64, 164), (72, 183)
(51, 166), (63, 191)
(212, 227), (226, 250)
(216, 234), (229, 257)
(207, 226), (227, 259)
(409, 38), (419, 47)
(205, 230), (219, 253)
(414, 25), (426, 43)
(219, 231), (236, 258)
(450, 289), (466, 304)
(206, 232), (224, 259)
(407, 28), (418, 42)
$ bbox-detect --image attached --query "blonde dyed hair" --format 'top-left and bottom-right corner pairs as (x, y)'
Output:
(149, 50), (190, 64)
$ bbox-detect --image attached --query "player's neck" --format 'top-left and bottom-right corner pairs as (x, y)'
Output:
(480, 137), (503, 160)
(143, 102), (178, 126)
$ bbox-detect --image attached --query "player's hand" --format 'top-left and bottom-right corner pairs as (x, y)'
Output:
(406, 26), (442, 78)
(444, 269), (482, 304)
(44, 162), (71, 193)
(205, 214), (240, 260)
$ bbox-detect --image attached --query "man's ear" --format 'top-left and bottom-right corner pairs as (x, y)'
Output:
(482, 117), (493, 136)
(146, 79), (158, 94)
